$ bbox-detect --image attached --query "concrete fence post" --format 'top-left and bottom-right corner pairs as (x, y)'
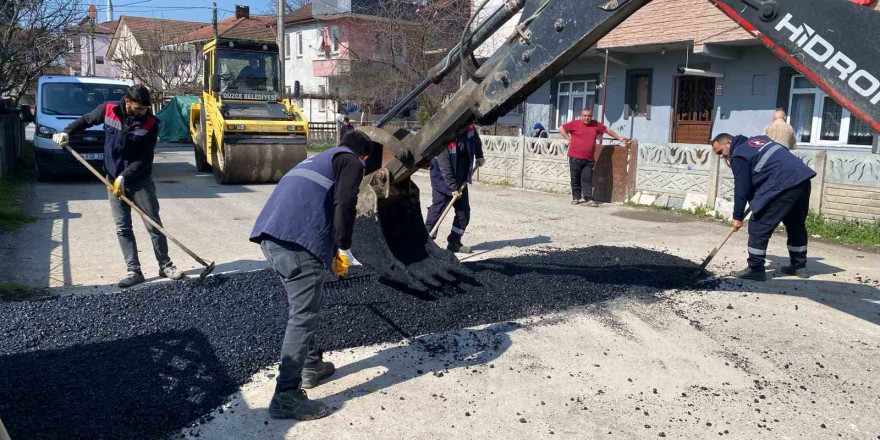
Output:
(811, 150), (827, 213)
(706, 152), (721, 209)
(520, 136), (526, 188)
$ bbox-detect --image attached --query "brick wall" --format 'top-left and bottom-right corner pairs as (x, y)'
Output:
(823, 184), (880, 222)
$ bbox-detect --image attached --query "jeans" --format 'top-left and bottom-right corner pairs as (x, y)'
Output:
(108, 176), (171, 273)
(260, 239), (325, 393)
(569, 157), (595, 201)
(424, 186), (470, 243)
(747, 180), (811, 269)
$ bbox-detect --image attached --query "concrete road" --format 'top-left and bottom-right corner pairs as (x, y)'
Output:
(1, 145), (879, 439)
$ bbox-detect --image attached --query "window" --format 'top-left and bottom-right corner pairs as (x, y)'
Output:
(284, 34), (290, 59)
(330, 26), (340, 54)
(788, 75), (874, 146)
(95, 56), (104, 65)
(296, 32), (303, 58)
(625, 69), (652, 119)
(318, 85), (326, 112)
(556, 80), (597, 128)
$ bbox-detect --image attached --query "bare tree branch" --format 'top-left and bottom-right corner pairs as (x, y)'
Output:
(0, 0), (82, 103)
(111, 28), (203, 103)
(323, 0), (471, 122)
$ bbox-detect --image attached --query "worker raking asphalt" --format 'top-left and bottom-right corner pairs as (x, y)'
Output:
(0, 244), (705, 440)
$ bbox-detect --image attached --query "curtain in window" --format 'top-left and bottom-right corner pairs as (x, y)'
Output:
(820, 97), (842, 141)
(848, 116), (874, 145)
(790, 93), (814, 143)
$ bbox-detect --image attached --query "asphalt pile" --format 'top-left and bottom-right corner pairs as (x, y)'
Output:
(0, 245), (701, 440)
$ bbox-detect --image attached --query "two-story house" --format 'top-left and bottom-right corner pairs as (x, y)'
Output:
(67, 18), (124, 78)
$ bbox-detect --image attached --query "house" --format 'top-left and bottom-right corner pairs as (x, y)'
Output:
(282, 1), (466, 124)
(283, 2), (408, 123)
(517, 0), (879, 151)
(106, 15), (207, 97)
(66, 18), (124, 78)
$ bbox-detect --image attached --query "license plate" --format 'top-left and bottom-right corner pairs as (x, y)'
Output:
(81, 153), (104, 161)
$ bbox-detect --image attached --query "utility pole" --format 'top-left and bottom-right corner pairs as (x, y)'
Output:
(88, 4), (97, 76)
(277, 0), (285, 96)
(212, 2), (218, 41)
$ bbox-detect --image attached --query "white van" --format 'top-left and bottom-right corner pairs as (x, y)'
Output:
(33, 76), (134, 180)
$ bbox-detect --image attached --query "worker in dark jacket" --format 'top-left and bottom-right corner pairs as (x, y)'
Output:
(52, 84), (185, 288)
(425, 124), (484, 254)
(250, 130), (375, 421)
(711, 133), (816, 280)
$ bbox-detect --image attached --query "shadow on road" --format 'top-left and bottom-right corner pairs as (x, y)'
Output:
(0, 329), (235, 440)
(471, 235), (552, 251)
(201, 322), (516, 439)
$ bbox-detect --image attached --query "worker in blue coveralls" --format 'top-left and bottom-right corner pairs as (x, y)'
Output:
(250, 130), (377, 421)
(425, 124), (485, 254)
(711, 133), (816, 281)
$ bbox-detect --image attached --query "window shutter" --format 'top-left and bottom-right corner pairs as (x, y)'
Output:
(776, 67), (797, 112)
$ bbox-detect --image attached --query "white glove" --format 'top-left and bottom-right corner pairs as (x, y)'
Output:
(52, 132), (69, 147)
(475, 157), (485, 168)
(338, 248), (361, 266)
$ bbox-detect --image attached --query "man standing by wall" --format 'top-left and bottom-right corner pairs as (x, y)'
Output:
(763, 109), (797, 150)
(52, 84), (186, 288)
(560, 109), (629, 206)
(425, 124), (484, 254)
(250, 130), (375, 421)
(711, 133), (816, 280)
(338, 116), (355, 140)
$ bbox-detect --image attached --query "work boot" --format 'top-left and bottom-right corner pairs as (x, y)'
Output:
(447, 241), (473, 254)
(159, 264), (186, 280)
(780, 265), (809, 279)
(301, 360), (336, 389)
(733, 267), (766, 281)
(268, 389), (328, 420)
(118, 271), (145, 288)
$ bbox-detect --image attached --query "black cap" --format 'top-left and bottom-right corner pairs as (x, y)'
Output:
(340, 130), (378, 157)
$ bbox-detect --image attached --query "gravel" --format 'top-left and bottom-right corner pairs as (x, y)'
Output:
(0, 245), (701, 440)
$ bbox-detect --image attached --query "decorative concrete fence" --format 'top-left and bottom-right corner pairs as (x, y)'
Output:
(476, 135), (879, 222)
(630, 143), (880, 222)
(475, 135), (636, 202)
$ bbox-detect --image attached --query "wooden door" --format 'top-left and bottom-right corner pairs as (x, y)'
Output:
(673, 76), (715, 144)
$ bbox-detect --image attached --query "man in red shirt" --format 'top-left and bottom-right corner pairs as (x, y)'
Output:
(560, 109), (629, 206)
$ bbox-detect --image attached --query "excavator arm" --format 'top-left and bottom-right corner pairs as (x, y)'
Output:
(353, 0), (879, 292)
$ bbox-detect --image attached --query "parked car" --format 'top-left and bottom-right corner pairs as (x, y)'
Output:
(32, 76), (133, 181)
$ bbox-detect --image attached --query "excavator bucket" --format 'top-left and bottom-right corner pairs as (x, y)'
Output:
(351, 140), (470, 293)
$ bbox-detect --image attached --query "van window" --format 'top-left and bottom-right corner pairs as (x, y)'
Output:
(41, 83), (128, 116)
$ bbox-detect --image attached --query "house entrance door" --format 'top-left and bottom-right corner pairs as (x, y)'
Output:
(673, 76), (715, 144)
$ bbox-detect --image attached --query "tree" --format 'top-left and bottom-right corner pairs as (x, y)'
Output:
(324, 0), (472, 120)
(0, 0), (82, 103)
(111, 27), (203, 104)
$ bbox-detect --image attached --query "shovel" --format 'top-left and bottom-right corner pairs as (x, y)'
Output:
(429, 184), (467, 239)
(62, 144), (216, 280)
(696, 208), (752, 277)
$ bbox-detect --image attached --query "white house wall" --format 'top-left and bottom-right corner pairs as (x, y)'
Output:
(284, 21), (337, 123)
(78, 33), (125, 78)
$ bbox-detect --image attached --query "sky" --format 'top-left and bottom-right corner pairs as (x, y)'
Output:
(79, 0), (275, 24)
